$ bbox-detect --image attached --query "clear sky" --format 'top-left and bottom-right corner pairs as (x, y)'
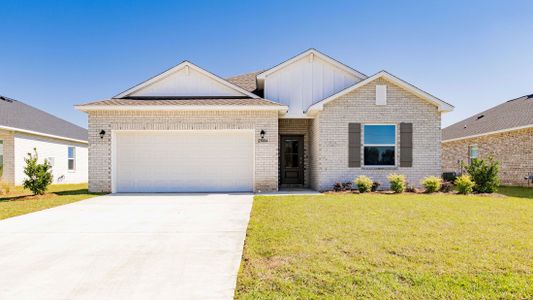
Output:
(1, 0), (532, 128)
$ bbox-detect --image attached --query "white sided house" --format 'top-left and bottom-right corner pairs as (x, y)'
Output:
(76, 49), (453, 193)
(0, 96), (88, 185)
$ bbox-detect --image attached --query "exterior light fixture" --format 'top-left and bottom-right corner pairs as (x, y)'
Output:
(99, 130), (106, 139)
(260, 130), (266, 139)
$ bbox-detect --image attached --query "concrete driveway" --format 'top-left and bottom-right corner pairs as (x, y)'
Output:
(0, 193), (253, 300)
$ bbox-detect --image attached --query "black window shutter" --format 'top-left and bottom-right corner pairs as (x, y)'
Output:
(348, 123), (361, 167)
(400, 123), (413, 167)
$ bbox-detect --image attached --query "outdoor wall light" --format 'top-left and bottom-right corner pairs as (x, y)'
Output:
(260, 129), (266, 139)
(99, 130), (106, 139)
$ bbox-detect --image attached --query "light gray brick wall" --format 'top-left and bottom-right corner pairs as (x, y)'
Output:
(442, 127), (533, 186)
(0, 130), (15, 184)
(87, 110), (279, 193)
(279, 119), (310, 187)
(313, 78), (442, 191)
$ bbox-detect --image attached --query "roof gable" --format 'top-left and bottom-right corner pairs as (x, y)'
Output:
(256, 49), (367, 88)
(115, 61), (259, 99)
(307, 71), (454, 114)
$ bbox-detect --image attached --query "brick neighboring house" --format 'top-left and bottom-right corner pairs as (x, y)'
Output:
(442, 94), (533, 186)
(76, 49), (454, 193)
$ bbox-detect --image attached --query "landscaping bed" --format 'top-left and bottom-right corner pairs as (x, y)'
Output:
(236, 190), (533, 299)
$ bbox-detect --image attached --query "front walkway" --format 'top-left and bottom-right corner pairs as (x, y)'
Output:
(0, 193), (253, 300)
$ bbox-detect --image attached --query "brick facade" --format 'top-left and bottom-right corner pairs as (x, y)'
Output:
(311, 78), (442, 191)
(278, 119), (310, 188)
(87, 110), (279, 193)
(442, 127), (533, 186)
(0, 130), (15, 184)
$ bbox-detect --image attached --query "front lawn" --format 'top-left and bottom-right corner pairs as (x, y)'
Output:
(0, 183), (103, 220)
(236, 191), (533, 299)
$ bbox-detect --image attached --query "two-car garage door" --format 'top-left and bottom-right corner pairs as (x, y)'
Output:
(114, 131), (254, 193)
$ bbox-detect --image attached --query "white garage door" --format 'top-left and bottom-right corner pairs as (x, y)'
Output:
(114, 131), (254, 193)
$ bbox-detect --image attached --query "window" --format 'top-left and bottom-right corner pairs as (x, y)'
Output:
(363, 124), (396, 166)
(0, 140), (3, 177)
(68, 147), (76, 171)
(468, 145), (478, 163)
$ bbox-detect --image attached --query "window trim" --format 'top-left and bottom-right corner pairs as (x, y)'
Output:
(362, 124), (397, 167)
(68, 146), (76, 171)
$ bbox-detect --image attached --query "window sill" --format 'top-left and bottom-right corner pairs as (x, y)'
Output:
(362, 166), (398, 170)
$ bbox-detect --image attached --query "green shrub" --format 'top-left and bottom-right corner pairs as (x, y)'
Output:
(455, 175), (475, 195)
(421, 176), (442, 193)
(463, 158), (500, 193)
(22, 148), (53, 195)
(354, 176), (373, 193)
(388, 174), (406, 193)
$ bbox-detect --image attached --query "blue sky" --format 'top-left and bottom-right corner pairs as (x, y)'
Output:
(1, 0), (532, 128)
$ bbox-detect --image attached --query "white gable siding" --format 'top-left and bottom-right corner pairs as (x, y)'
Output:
(264, 55), (361, 117)
(130, 67), (246, 97)
(14, 133), (88, 185)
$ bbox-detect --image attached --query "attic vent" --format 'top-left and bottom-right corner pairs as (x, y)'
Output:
(476, 115), (484, 120)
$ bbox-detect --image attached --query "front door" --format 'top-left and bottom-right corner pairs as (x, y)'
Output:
(280, 135), (304, 185)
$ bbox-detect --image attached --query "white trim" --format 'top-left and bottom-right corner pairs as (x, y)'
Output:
(442, 124), (533, 143)
(307, 71), (454, 114)
(114, 61), (260, 99)
(75, 105), (288, 113)
(256, 49), (367, 81)
(0, 125), (88, 144)
(111, 131), (117, 193)
(362, 124), (397, 168)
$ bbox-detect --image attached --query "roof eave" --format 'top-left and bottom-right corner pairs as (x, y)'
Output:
(0, 125), (88, 144)
(75, 104), (288, 113)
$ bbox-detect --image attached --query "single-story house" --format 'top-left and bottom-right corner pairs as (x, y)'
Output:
(0, 95), (88, 185)
(76, 49), (454, 193)
(442, 94), (533, 186)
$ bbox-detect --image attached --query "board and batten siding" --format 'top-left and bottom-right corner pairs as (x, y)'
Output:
(264, 55), (362, 117)
(13, 133), (88, 185)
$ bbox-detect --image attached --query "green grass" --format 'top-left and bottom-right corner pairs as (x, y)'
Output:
(0, 183), (104, 220)
(498, 185), (533, 199)
(236, 190), (533, 299)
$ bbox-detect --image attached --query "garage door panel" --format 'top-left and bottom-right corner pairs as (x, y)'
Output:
(115, 131), (253, 192)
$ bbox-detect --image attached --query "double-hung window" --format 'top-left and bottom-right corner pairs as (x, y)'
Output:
(68, 147), (76, 171)
(363, 124), (396, 166)
(468, 144), (478, 163)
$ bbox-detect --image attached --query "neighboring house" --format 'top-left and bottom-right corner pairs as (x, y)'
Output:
(0, 95), (88, 185)
(442, 94), (533, 186)
(76, 49), (453, 193)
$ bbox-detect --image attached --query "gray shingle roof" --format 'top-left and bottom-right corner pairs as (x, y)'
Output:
(0, 95), (88, 141)
(76, 97), (283, 107)
(443, 94), (533, 141)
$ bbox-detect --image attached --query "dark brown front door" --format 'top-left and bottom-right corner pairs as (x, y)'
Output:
(280, 135), (304, 185)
